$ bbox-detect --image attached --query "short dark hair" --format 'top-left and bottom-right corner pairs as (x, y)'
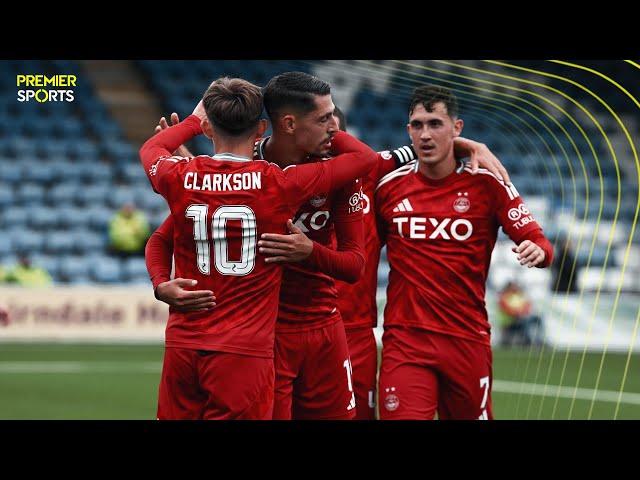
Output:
(333, 106), (347, 131)
(202, 77), (263, 137)
(263, 71), (331, 119)
(409, 85), (459, 118)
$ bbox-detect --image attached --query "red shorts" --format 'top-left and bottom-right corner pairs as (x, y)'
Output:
(157, 347), (274, 420)
(378, 327), (493, 420)
(345, 327), (378, 420)
(273, 319), (356, 420)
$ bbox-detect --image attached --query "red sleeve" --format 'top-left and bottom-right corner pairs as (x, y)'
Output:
(305, 181), (365, 283)
(145, 215), (175, 290)
(522, 231), (554, 268)
(282, 131), (377, 207)
(493, 179), (554, 268)
(139, 115), (203, 195)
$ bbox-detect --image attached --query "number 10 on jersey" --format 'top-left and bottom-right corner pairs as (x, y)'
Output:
(185, 204), (257, 276)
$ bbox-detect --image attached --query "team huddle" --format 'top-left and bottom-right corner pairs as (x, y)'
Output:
(139, 72), (553, 420)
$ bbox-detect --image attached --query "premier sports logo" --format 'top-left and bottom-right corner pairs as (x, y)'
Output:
(17, 74), (76, 103)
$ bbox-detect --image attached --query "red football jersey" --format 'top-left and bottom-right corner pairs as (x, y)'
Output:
(254, 138), (365, 332)
(375, 161), (552, 346)
(140, 115), (376, 356)
(336, 147), (416, 330)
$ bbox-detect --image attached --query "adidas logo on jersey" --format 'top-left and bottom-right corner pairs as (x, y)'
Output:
(393, 198), (414, 213)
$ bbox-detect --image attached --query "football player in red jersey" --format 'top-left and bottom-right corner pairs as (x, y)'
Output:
(375, 85), (554, 420)
(140, 77), (377, 419)
(146, 73), (511, 420)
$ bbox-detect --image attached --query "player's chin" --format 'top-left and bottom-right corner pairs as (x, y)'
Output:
(418, 155), (438, 164)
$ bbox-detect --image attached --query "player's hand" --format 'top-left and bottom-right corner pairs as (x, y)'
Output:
(512, 240), (546, 268)
(154, 113), (193, 157)
(192, 99), (207, 121)
(455, 137), (511, 185)
(155, 278), (216, 312)
(258, 219), (314, 263)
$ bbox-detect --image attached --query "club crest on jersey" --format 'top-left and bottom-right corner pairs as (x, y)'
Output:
(383, 386), (399, 411)
(310, 194), (327, 207)
(380, 150), (393, 160)
(453, 191), (470, 213)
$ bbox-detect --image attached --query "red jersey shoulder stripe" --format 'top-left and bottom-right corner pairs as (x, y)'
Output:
(375, 161), (417, 192)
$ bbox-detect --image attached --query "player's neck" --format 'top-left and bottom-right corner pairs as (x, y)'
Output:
(264, 132), (308, 168)
(213, 138), (254, 160)
(418, 154), (457, 180)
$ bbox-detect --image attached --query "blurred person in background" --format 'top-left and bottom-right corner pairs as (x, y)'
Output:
(4, 254), (53, 287)
(552, 232), (577, 293)
(108, 203), (150, 258)
(497, 280), (545, 347)
(0, 305), (8, 327)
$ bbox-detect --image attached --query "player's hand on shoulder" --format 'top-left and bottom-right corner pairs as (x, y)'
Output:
(258, 219), (314, 264)
(155, 278), (216, 312)
(512, 240), (546, 268)
(459, 138), (511, 185)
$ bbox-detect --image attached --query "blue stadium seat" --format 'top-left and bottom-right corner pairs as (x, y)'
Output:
(2, 207), (29, 229)
(17, 183), (45, 205)
(137, 189), (167, 213)
(58, 255), (91, 280)
(50, 161), (80, 184)
(72, 230), (107, 254)
(45, 231), (76, 254)
(0, 183), (13, 208)
(85, 206), (115, 232)
(121, 163), (147, 184)
(0, 163), (23, 182)
(90, 257), (123, 283)
(76, 184), (110, 206)
(107, 186), (136, 209)
(123, 257), (150, 283)
(8, 229), (45, 254)
(57, 207), (93, 230)
(27, 205), (59, 230)
(0, 235), (12, 256)
(48, 182), (78, 204)
(30, 254), (59, 278)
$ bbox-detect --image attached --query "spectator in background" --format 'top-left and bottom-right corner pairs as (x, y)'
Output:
(497, 281), (545, 347)
(4, 254), (53, 287)
(109, 203), (150, 257)
(0, 305), (8, 327)
(552, 232), (577, 293)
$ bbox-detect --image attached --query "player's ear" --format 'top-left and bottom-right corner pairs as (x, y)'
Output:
(453, 118), (463, 137)
(201, 117), (214, 139)
(256, 119), (267, 137)
(281, 114), (295, 134)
